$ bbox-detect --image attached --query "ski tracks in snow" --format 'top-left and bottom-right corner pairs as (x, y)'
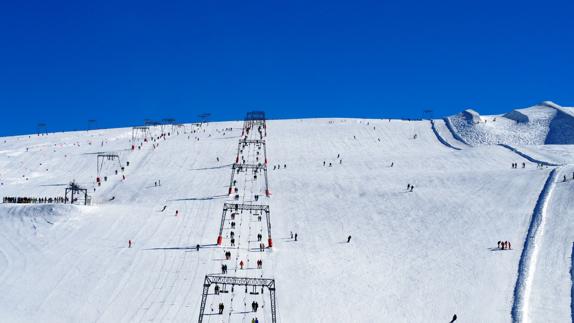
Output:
(511, 167), (559, 323)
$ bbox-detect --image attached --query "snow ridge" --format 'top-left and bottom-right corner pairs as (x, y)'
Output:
(497, 144), (562, 167)
(511, 168), (559, 323)
(442, 117), (471, 146)
(429, 120), (462, 150)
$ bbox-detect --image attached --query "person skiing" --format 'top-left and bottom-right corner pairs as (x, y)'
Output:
(231, 238), (235, 246)
(240, 260), (244, 269)
(290, 231), (293, 239)
(347, 235), (352, 243)
(214, 285), (220, 295)
(128, 240), (132, 248)
(294, 233), (298, 241)
(196, 244), (200, 251)
(175, 210), (179, 216)
(449, 314), (457, 322)
(218, 303), (224, 314)
(497, 241), (501, 249)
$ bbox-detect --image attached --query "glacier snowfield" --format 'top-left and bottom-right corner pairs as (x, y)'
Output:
(0, 103), (573, 322)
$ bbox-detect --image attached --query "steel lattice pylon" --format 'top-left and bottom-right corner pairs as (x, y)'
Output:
(198, 275), (277, 323)
(216, 203), (273, 248)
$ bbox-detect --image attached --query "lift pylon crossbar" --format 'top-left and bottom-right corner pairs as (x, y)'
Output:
(228, 163), (269, 197)
(96, 154), (122, 176)
(217, 203), (272, 247)
(236, 139), (268, 165)
(198, 275), (277, 323)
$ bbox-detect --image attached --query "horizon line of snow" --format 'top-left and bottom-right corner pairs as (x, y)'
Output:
(511, 168), (559, 323)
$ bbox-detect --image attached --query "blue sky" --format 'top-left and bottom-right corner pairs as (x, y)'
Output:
(0, 0), (572, 136)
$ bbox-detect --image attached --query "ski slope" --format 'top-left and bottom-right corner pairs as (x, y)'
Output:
(0, 114), (573, 322)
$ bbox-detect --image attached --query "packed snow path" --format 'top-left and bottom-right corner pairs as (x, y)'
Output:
(1, 118), (574, 322)
(510, 168), (558, 323)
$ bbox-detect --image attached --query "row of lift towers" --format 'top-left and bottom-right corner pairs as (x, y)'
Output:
(198, 111), (277, 323)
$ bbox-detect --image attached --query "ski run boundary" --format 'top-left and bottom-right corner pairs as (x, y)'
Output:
(498, 144), (562, 167)
(511, 167), (559, 323)
(429, 120), (462, 151)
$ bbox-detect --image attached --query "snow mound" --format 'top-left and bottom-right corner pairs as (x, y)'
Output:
(461, 109), (482, 124)
(446, 102), (574, 146)
(0, 204), (76, 226)
(503, 110), (530, 123)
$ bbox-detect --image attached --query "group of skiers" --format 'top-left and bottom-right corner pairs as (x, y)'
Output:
(273, 164), (287, 170)
(3, 196), (67, 204)
(406, 184), (415, 192)
(498, 241), (512, 250)
(511, 162), (526, 169)
(290, 231), (298, 241)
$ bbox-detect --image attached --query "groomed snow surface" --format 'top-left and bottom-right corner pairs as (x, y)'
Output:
(0, 110), (573, 322)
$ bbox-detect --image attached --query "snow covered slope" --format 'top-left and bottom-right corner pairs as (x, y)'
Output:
(445, 102), (574, 146)
(0, 116), (573, 322)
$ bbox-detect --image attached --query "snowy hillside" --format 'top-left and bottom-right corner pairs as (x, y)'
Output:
(0, 114), (573, 323)
(445, 101), (574, 146)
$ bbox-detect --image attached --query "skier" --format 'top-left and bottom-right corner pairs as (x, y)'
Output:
(507, 241), (511, 249)
(323, 161), (325, 166)
(128, 240), (132, 248)
(216, 157), (219, 162)
(449, 314), (457, 322)
(294, 233), (298, 241)
(240, 260), (244, 269)
(347, 235), (352, 243)
(391, 162), (394, 167)
(564, 175), (567, 182)
(410, 185), (414, 192)
(290, 231), (294, 239)
(196, 244), (200, 251)
(214, 285), (220, 295)
(231, 238), (235, 246)
(407, 184), (411, 190)
(175, 210), (179, 216)
(218, 303), (224, 314)
(497, 241), (501, 249)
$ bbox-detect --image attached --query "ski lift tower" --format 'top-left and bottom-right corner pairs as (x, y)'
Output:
(236, 138), (268, 165)
(243, 111), (266, 136)
(131, 126), (150, 142)
(216, 203), (273, 247)
(198, 275), (277, 323)
(228, 163), (270, 196)
(162, 118), (176, 134)
(96, 153), (122, 177)
(64, 181), (90, 205)
(37, 123), (48, 136)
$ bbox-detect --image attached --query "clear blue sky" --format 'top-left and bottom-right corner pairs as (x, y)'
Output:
(1, 0), (572, 136)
